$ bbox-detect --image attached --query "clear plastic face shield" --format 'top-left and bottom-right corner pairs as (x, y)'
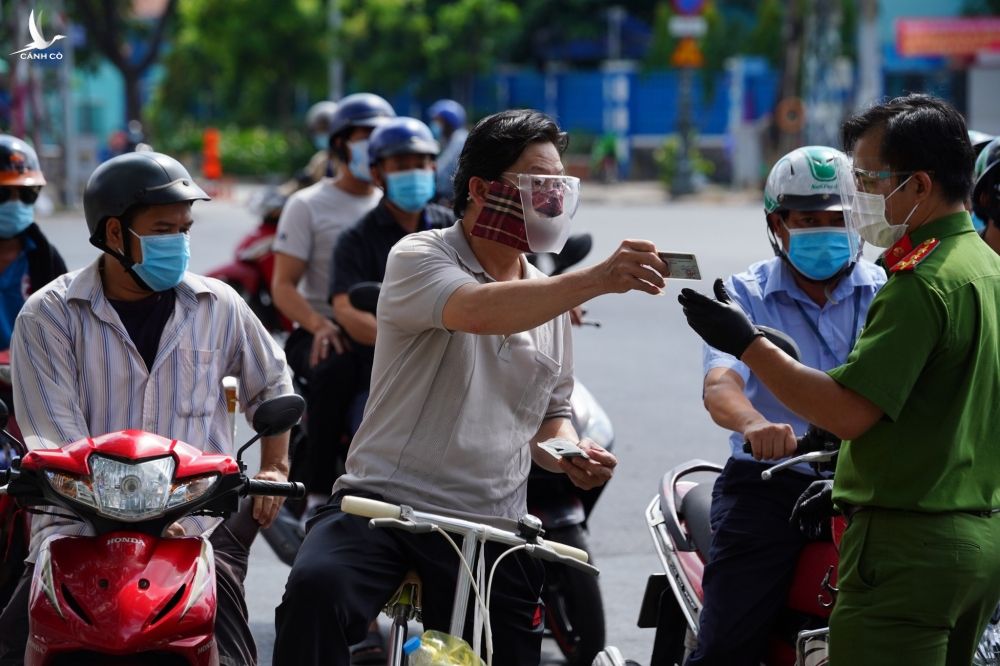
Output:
(836, 152), (911, 249)
(508, 173), (581, 253)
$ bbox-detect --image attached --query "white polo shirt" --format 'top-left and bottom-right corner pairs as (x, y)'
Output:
(273, 179), (381, 314)
(335, 222), (574, 521)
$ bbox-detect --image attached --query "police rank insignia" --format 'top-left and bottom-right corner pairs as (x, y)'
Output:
(890, 238), (940, 273)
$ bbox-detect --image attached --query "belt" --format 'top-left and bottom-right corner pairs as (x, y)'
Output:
(840, 503), (1000, 523)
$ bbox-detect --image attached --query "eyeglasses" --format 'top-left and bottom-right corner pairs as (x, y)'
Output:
(0, 186), (41, 205)
(851, 167), (928, 192)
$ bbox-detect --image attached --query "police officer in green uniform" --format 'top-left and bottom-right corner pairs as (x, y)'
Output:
(677, 93), (1000, 665)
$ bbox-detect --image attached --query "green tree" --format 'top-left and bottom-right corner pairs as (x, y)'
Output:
(152, 0), (326, 128)
(72, 0), (179, 124)
(424, 0), (519, 101)
(337, 0), (433, 94)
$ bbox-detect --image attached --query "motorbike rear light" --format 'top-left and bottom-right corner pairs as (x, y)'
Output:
(166, 474), (219, 509)
(89, 455), (175, 521)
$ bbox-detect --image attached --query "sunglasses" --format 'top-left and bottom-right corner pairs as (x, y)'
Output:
(0, 187), (41, 205)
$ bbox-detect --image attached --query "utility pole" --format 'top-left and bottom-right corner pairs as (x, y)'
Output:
(856, 0), (881, 111)
(328, 0), (344, 101)
(58, 1), (78, 206)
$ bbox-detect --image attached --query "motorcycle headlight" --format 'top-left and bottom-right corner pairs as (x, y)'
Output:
(89, 455), (175, 521)
(46, 455), (221, 521)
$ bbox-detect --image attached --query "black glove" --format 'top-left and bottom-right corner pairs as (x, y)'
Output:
(790, 479), (835, 541)
(678, 278), (763, 359)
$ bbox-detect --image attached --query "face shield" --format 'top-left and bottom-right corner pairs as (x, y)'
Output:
(836, 155), (870, 254)
(837, 153), (913, 249)
(509, 173), (581, 253)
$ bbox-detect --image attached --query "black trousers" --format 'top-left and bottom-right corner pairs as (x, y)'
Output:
(273, 493), (546, 666)
(685, 458), (819, 666)
(284, 327), (366, 496)
(0, 505), (259, 666)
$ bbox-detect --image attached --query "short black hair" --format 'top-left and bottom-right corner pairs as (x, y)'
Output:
(452, 109), (568, 217)
(841, 93), (974, 204)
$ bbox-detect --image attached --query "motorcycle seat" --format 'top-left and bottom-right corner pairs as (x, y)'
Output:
(678, 482), (714, 560)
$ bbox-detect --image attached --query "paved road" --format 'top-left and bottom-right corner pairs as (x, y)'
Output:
(37, 187), (790, 664)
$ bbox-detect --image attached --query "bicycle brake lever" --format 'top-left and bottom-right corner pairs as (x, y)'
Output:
(368, 518), (435, 534)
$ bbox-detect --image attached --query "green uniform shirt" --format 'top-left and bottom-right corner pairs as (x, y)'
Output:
(830, 211), (1000, 512)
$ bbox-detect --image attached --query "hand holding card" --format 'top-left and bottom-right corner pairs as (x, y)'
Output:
(538, 437), (591, 460)
(658, 252), (702, 280)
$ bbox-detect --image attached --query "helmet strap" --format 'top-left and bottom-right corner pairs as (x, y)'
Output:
(94, 217), (155, 292)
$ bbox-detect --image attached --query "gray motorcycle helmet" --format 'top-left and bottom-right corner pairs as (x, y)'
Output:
(84, 151), (210, 251)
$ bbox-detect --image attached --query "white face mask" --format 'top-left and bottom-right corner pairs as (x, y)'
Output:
(853, 175), (921, 248)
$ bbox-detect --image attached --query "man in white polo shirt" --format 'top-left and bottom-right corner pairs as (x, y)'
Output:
(273, 109), (669, 666)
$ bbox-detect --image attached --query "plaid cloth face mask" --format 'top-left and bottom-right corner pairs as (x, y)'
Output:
(470, 179), (531, 251)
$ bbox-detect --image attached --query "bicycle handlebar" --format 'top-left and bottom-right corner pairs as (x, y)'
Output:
(341, 495), (596, 575)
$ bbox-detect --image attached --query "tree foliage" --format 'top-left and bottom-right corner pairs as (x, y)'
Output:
(151, 0), (326, 130)
(71, 0), (179, 124)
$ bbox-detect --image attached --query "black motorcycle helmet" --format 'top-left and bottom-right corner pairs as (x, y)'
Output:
(0, 135), (46, 187)
(85, 152), (210, 249)
(84, 152), (209, 289)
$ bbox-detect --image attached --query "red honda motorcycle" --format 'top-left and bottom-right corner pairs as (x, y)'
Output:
(0, 395), (305, 665)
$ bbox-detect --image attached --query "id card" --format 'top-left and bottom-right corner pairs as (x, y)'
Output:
(538, 438), (590, 460)
(658, 252), (702, 280)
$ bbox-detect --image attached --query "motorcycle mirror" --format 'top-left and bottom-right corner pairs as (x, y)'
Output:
(252, 395), (306, 436)
(348, 282), (381, 315)
(236, 395), (305, 470)
(757, 325), (801, 362)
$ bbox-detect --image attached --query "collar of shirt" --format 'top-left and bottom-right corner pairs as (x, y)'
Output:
(908, 210), (975, 246)
(759, 257), (880, 307)
(445, 220), (532, 283)
(373, 199), (441, 232)
(66, 258), (216, 308)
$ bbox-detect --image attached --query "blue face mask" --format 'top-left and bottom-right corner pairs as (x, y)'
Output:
(312, 133), (328, 151)
(430, 122), (444, 141)
(784, 226), (853, 281)
(129, 229), (190, 292)
(0, 201), (34, 238)
(348, 140), (372, 182)
(385, 169), (436, 213)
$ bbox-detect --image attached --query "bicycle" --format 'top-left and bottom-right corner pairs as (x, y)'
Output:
(340, 495), (599, 666)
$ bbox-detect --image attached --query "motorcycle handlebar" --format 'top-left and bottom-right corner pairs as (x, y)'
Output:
(243, 479), (306, 499)
(341, 495), (596, 574)
(741, 426), (840, 456)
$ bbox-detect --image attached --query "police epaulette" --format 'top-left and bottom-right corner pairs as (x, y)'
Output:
(890, 238), (939, 273)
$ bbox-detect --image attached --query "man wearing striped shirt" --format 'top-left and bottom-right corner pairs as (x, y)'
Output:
(0, 152), (293, 666)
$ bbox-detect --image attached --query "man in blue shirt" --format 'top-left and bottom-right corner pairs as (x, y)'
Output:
(687, 146), (886, 665)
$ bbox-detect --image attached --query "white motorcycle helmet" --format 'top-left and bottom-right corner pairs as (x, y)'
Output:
(762, 146), (864, 280)
(764, 145), (844, 216)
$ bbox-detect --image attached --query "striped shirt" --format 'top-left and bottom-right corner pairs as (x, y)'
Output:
(12, 259), (293, 560)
